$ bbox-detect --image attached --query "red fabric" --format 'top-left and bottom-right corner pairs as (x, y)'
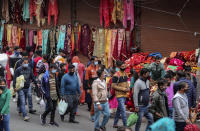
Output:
(112, 31), (119, 60)
(33, 56), (42, 76)
(169, 58), (184, 66)
(29, 0), (37, 22)
(184, 124), (200, 131)
(181, 50), (196, 62)
(99, 0), (111, 27)
(19, 30), (26, 50)
(120, 36), (127, 61)
(65, 64), (69, 73)
(48, 0), (58, 25)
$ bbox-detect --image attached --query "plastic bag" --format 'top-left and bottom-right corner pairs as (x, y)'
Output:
(58, 100), (68, 115)
(127, 113), (138, 127)
(40, 98), (46, 110)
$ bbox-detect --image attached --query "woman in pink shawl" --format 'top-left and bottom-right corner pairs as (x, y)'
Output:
(72, 56), (86, 104)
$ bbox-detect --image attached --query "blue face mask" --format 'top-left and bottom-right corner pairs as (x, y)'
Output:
(23, 64), (28, 68)
(94, 62), (98, 65)
(52, 69), (56, 74)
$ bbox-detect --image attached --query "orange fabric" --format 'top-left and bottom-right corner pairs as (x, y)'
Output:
(72, 56), (80, 64)
(37, 30), (42, 48)
(85, 64), (97, 81)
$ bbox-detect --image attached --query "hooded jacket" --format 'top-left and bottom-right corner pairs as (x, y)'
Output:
(0, 87), (11, 115)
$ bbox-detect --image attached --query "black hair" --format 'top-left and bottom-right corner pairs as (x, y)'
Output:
(90, 56), (96, 61)
(49, 64), (57, 69)
(68, 64), (75, 69)
(22, 52), (29, 57)
(166, 70), (176, 77)
(116, 60), (124, 67)
(164, 73), (172, 79)
(184, 66), (192, 72)
(140, 68), (149, 76)
(98, 60), (101, 65)
(155, 55), (161, 60)
(14, 46), (20, 51)
(0, 77), (6, 85)
(100, 65), (105, 71)
(36, 50), (42, 56)
(97, 69), (104, 78)
(177, 81), (188, 91)
(60, 63), (66, 69)
(176, 70), (186, 78)
(6, 46), (10, 51)
(26, 46), (32, 53)
(42, 55), (49, 61)
(157, 78), (167, 88)
(22, 57), (29, 63)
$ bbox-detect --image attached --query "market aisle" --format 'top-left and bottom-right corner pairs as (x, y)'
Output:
(9, 99), (146, 131)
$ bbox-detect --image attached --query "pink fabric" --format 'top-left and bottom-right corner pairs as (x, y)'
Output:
(29, 30), (34, 46)
(11, 26), (18, 46)
(109, 96), (118, 109)
(123, 0), (134, 30)
(118, 29), (125, 57)
(165, 82), (174, 108)
(169, 58), (184, 66)
(48, 0), (58, 25)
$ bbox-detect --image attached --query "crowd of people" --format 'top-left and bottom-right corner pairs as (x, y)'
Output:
(0, 46), (199, 131)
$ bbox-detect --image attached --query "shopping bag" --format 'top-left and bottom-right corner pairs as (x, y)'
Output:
(127, 112), (138, 127)
(58, 100), (68, 115)
(40, 98), (46, 111)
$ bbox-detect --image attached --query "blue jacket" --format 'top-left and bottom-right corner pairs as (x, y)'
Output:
(61, 73), (81, 96)
(41, 71), (50, 98)
(174, 77), (196, 108)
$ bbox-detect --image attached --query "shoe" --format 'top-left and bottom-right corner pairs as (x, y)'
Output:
(24, 116), (30, 121)
(40, 115), (46, 125)
(49, 122), (59, 127)
(113, 125), (118, 128)
(60, 115), (64, 122)
(94, 128), (100, 131)
(69, 120), (79, 124)
(29, 109), (36, 114)
(100, 127), (106, 131)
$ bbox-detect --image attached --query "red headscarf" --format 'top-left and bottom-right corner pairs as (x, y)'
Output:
(72, 56), (80, 64)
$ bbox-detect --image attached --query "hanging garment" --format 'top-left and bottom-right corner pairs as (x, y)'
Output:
(29, 30), (34, 47)
(128, 30), (134, 57)
(123, 0), (134, 30)
(2, 0), (10, 22)
(92, 27), (98, 57)
(11, 26), (18, 47)
(0, 20), (5, 49)
(108, 29), (117, 67)
(25, 29), (29, 47)
(19, 30), (26, 50)
(126, 29), (130, 54)
(80, 24), (91, 56)
(112, 0), (124, 24)
(118, 29), (125, 57)
(2, 24), (7, 50)
(64, 24), (72, 56)
(71, 28), (75, 56)
(23, 0), (30, 21)
(7, 24), (13, 48)
(120, 35), (127, 61)
(37, 30), (43, 48)
(98, 28), (105, 58)
(105, 29), (112, 68)
(48, 0), (58, 25)
(35, 0), (43, 27)
(13, 0), (23, 24)
(42, 30), (49, 55)
(18, 28), (22, 46)
(29, 0), (37, 24)
(57, 25), (66, 53)
(49, 29), (56, 51)
(33, 31), (38, 51)
(99, 0), (110, 28)
(74, 23), (81, 51)
(112, 31), (119, 60)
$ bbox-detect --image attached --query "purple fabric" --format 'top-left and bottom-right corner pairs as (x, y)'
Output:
(165, 81), (174, 108)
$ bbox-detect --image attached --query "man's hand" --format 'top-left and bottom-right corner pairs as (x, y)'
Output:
(155, 112), (162, 118)
(97, 104), (102, 111)
(186, 119), (192, 125)
(135, 107), (139, 112)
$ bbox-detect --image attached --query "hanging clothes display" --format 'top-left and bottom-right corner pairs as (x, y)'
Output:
(19, 30), (26, 50)
(48, 0), (58, 26)
(0, 20), (5, 49)
(13, 0), (23, 24)
(35, 0), (43, 27)
(99, 0), (111, 28)
(120, 35), (127, 61)
(71, 28), (75, 56)
(64, 24), (72, 56)
(37, 30), (43, 48)
(108, 29), (117, 67)
(25, 29), (29, 47)
(49, 28), (56, 53)
(112, 0), (124, 25)
(118, 29), (125, 57)
(7, 24), (13, 48)
(128, 30), (134, 57)
(105, 29), (112, 68)
(29, 30), (34, 47)
(2, 24), (7, 50)
(42, 29), (49, 55)
(23, 0), (30, 22)
(18, 28), (22, 46)
(112, 31), (119, 60)
(123, 0), (134, 30)
(57, 25), (66, 53)
(29, 0), (37, 24)
(11, 26), (18, 46)
(92, 27), (98, 57)
(2, 0), (10, 22)
(74, 23), (81, 51)
(98, 28), (105, 59)
(80, 24), (91, 57)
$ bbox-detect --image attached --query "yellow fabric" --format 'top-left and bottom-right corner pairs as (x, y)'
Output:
(105, 29), (112, 68)
(17, 28), (21, 46)
(112, 0), (124, 24)
(16, 75), (26, 91)
(7, 24), (13, 47)
(98, 29), (105, 58)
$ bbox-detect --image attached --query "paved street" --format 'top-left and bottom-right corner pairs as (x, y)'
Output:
(9, 98), (146, 131)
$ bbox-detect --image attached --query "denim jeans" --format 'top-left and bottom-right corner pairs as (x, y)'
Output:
(135, 106), (153, 131)
(114, 97), (127, 126)
(168, 107), (173, 118)
(18, 87), (33, 117)
(94, 102), (110, 130)
(175, 122), (186, 131)
(0, 114), (10, 131)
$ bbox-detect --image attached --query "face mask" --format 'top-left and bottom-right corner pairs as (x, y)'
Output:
(94, 62), (98, 65)
(69, 72), (74, 76)
(23, 64), (28, 68)
(52, 69), (56, 74)
(120, 68), (126, 72)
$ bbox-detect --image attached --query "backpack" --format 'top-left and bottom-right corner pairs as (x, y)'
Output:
(184, 124), (200, 131)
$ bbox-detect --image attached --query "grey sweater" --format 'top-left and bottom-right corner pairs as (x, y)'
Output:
(173, 92), (189, 122)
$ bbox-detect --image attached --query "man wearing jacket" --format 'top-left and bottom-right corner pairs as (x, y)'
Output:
(13, 58), (38, 121)
(149, 79), (169, 122)
(112, 61), (129, 128)
(134, 68), (153, 131)
(174, 70), (196, 108)
(60, 64), (81, 123)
